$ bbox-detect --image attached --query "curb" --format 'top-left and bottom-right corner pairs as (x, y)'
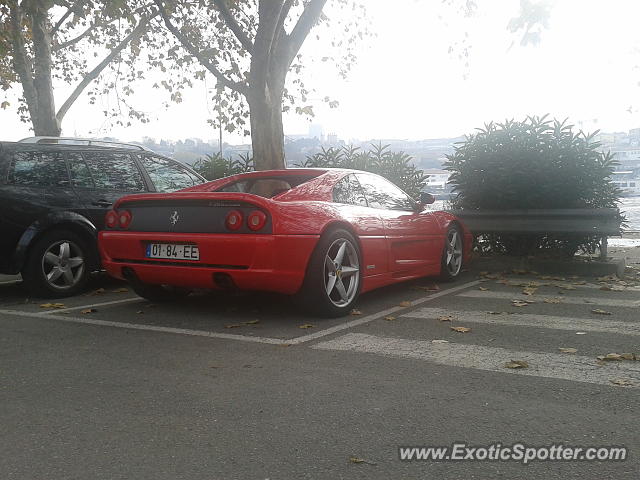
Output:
(469, 256), (626, 278)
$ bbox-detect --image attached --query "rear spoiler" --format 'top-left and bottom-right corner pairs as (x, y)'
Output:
(114, 192), (275, 210)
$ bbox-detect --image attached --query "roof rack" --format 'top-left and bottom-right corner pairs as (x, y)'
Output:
(17, 136), (151, 151)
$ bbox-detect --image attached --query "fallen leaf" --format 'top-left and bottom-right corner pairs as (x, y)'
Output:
(399, 301), (412, 307)
(88, 288), (105, 295)
(478, 287), (489, 291)
(431, 339), (449, 344)
(243, 320), (260, 325)
(512, 269), (529, 275)
(558, 347), (578, 354)
(511, 300), (530, 307)
(224, 324), (241, 329)
(610, 378), (633, 386)
(575, 332), (587, 335)
(80, 308), (96, 314)
(479, 271), (489, 276)
(113, 288), (129, 293)
(450, 326), (471, 333)
(505, 360), (529, 369)
(544, 298), (563, 304)
(621, 353), (637, 361)
(298, 324), (314, 329)
(437, 315), (455, 322)
(597, 353), (623, 361)
(39, 303), (65, 309)
(522, 287), (538, 296)
(384, 315), (396, 321)
(572, 280), (587, 285)
(350, 309), (363, 316)
(349, 457), (365, 464)
(487, 311), (506, 315)
(136, 310), (144, 314)
(591, 309), (612, 315)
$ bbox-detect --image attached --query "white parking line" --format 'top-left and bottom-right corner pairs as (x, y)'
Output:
(313, 333), (640, 388)
(0, 280), (482, 345)
(289, 280), (481, 344)
(38, 297), (144, 314)
(402, 307), (640, 335)
(458, 290), (640, 308)
(0, 309), (286, 344)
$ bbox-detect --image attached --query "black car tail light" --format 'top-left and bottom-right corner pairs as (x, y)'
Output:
(225, 210), (243, 231)
(247, 210), (267, 231)
(105, 210), (118, 229)
(118, 210), (132, 229)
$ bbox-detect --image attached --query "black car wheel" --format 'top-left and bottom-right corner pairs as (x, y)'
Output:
(22, 229), (90, 297)
(440, 224), (464, 281)
(297, 228), (362, 318)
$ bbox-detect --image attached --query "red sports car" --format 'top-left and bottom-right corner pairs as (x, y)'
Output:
(98, 169), (472, 317)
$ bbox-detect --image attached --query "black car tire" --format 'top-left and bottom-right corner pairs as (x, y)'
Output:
(440, 223), (464, 281)
(22, 229), (90, 297)
(296, 228), (362, 318)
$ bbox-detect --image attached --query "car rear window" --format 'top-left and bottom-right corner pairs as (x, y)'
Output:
(7, 151), (69, 187)
(217, 175), (317, 198)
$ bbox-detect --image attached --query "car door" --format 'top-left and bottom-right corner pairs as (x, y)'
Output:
(137, 154), (203, 192)
(355, 173), (440, 274)
(0, 149), (78, 262)
(332, 174), (388, 276)
(69, 151), (147, 229)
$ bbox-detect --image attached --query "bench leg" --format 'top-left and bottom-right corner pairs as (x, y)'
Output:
(600, 236), (608, 259)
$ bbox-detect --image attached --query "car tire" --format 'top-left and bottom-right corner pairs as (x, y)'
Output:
(22, 229), (91, 298)
(297, 228), (362, 318)
(440, 223), (464, 281)
(128, 281), (191, 302)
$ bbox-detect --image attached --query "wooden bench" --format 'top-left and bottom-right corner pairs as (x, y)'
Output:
(449, 208), (622, 259)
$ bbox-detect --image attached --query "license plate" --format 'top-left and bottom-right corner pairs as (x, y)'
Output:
(146, 243), (199, 260)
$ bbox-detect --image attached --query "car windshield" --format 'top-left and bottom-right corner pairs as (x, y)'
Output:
(216, 175), (317, 198)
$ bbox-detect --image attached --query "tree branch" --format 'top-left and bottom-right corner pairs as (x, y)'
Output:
(284, 0), (327, 65)
(52, 22), (96, 51)
(212, 0), (253, 54)
(55, 12), (156, 124)
(154, 0), (247, 96)
(51, 6), (74, 36)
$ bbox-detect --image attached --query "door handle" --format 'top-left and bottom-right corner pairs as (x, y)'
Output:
(91, 200), (112, 207)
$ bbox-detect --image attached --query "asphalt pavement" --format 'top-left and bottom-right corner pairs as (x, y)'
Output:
(1, 269), (639, 479)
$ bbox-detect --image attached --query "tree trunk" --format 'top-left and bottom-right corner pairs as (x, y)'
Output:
(248, 92), (285, 170)
(28, 1), (60, 136)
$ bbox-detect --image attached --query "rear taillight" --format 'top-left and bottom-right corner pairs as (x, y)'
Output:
(118, 210), (132, 229)
(225, 210), (243, 231)
(247, 210), (267, 231)
(105, 210), (118, 229)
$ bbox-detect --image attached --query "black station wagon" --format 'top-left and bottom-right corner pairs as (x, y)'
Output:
(0, 137), (205, 297)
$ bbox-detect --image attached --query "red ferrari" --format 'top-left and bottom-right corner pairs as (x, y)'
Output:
(98, 169), (472, 317)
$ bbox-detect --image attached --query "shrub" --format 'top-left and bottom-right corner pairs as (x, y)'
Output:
(444, 115), (621, 256)
(192, 152), (254, 180)
(298, 143), (427, 199)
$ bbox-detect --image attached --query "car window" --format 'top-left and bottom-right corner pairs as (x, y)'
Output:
(219, 179), (292, 198)
(7, 151), (69, 187)
(82, 152), (145, 191)
(141, 155), (200, 193)
(356, 173), (416, 211)
(333, 174), (368, 207)
(66, 153), (94, 188)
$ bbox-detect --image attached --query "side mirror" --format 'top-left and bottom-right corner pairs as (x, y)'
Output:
(419, 192), (436, 205)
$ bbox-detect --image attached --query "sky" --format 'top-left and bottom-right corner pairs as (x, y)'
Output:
(2, 0), (640, 143)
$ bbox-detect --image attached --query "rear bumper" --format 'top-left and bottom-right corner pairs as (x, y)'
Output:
(98, 232), (319, 295)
